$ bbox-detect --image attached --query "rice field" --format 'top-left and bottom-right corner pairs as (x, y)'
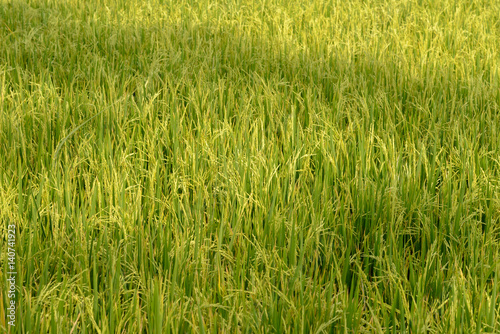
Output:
(1, 0), (500, 332)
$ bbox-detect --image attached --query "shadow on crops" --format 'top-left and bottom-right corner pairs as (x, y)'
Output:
(4, 0), (495, 116)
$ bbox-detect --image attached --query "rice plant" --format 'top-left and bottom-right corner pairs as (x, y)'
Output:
(1, 0), (500, 332)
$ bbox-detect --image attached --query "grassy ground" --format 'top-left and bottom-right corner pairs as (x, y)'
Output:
(1, 0), (500, 332)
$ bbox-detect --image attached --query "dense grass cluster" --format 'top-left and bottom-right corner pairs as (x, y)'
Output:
(1, 0), (500, 332)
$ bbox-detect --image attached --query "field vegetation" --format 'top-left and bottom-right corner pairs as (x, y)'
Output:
(1, 0), (500, 332)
